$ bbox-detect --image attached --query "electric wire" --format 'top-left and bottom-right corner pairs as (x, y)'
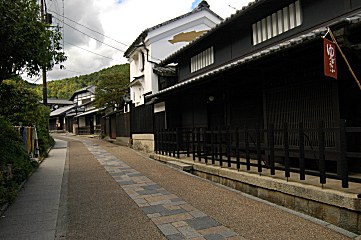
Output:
(49, 9), (163, 62)
(49, 9), (128, 47)
(58, 68), (83, 75)
(52, 15), (127, 53)
(64, 40), (123, 62)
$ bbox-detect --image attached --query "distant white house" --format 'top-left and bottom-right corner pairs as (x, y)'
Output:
(124, 1), (222, 107)
(68, 85), (103, 134)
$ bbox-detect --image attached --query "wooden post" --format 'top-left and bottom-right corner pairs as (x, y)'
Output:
(197, 128), (201, 162)
(257, 126), (262, 173)
(269, 124), (275, 175)
(339, 120), (349, 188)
(211, 128), (215, 165)
(236, 128), (240, 171)
(245, 126), (250, 171)
(318, 120), (326, 185)
(299, 123), (305, 180)
(186, 129), (190, 157)
(227, 128), (231, 168)
(284, 122), (290, 178)
(192, 128), (196, 161)
(219, 128), (223, 167)
(176, 128), (180, 159)
(204, 128), (208, 164)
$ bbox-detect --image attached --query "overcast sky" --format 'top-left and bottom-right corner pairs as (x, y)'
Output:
(28, 0), (253, 83)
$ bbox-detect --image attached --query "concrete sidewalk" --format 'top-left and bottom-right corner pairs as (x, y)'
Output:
(0, 139), (67, 240)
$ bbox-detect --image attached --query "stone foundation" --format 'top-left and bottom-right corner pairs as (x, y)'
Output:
(132, 134), (154, 153)
(149, 153), (361, 234)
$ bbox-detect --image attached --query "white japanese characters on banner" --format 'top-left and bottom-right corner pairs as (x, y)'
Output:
(324, 38), (337, 79)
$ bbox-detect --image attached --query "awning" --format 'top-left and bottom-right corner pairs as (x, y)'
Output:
(74, 108), (105, 118)
(129, 75), (144, 87)
(50, 105), (75, 117)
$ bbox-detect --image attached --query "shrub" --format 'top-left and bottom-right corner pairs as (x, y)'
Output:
(0, 117), (37, 206)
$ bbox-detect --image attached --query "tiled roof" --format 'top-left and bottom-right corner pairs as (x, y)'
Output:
(124, 1), (223, 57)
(153, 66), (176, 77)
(50, 104), (75, 117)
(160, 0), (267, 65)
(146, 27), (326, 99)
(41, 98), (73, 105)
(69, 85), (96, 101)
(74, 108), (105, 118)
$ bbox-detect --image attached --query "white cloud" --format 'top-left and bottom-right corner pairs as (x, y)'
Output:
(37, 0), (253, 82)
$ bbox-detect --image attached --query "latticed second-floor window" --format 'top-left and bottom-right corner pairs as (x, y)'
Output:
(252, 0), (303, 45)
(190, 46), (214, 73)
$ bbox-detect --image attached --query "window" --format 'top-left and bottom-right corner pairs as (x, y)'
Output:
(191, 46), (214, 73)
(252, 0), (303, 45)
(138, 51), (145, 72)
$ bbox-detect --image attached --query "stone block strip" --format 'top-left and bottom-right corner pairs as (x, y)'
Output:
(81, 140), (240, 240)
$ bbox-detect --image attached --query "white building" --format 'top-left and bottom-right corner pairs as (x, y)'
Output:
(124, 1), (222, 107)
(68, 85), (103, 134)
(122, 1), (222, 152)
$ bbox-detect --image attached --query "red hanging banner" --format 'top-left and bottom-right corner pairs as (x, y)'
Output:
(324, 38), (337, 79)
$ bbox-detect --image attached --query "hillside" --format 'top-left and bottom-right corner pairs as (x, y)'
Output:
(34, 64), (130, 100)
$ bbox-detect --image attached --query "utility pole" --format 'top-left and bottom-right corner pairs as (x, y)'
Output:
(40, 0), (47, 106)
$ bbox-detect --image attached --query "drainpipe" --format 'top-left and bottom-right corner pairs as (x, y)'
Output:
(141, 38), (159, 65)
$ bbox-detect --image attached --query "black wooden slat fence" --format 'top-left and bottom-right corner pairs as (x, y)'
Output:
(155, 120), (357, 188)
(131, 104), (153, 134)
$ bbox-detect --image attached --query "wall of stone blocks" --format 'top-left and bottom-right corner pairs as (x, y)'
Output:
(192, 170), (361, 234)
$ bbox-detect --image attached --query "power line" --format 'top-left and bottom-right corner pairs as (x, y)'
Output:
(58, 68), (83, 75)
(52, 15), (126, 53)
(49, 7), (162, 62)
(32, 76), (41, 84)
(64, 40), (123, 62)
(49, 9), (128, 47)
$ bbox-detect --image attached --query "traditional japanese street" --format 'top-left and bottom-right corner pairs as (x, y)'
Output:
(0, 134), (359, 240)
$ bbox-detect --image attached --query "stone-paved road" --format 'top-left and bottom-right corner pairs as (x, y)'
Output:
(55, 135), (356, 240)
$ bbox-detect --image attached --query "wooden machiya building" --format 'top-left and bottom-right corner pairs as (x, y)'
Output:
(146, 0), (361, 183)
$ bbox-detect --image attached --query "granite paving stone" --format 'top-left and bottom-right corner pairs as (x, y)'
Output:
(167, 233), (187, 240)
(177, 225), (203, 238)
(185, 216), (220, 230)
(204, 233), (226, 240)
(158, 223), (180, 235)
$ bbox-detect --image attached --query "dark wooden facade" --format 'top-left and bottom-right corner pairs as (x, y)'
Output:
(104, 112), (124, 139)
(173, 0), (361, 82)
(148, 0), (361, 173)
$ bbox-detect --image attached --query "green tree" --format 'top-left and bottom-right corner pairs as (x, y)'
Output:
(0, 79), (53, 155)
(94, 64), (130, 110)
(0, 0), (66, 83)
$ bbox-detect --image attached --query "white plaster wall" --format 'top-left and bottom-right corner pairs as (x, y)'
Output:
(78, 117), (86, 127)
(154, 102), (166, 113)
(128, 9), (222, 106)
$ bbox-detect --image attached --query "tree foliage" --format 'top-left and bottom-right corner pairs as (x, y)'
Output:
(0, 79), (53, 155)
(94, 64), (130, 110)
(0, 0), (66, 83)
(34, 64), (130, 101)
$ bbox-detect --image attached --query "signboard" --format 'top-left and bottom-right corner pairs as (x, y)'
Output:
(324, 38), (337, 79)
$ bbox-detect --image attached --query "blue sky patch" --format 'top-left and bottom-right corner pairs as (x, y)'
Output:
(191, 0), (202, 9)
(115, 0), (124, 3)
